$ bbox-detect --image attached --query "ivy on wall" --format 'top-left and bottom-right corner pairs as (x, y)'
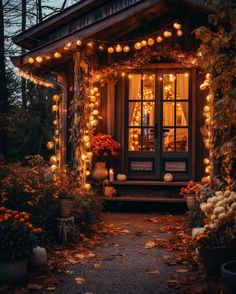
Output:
(194, 0), (236, 189)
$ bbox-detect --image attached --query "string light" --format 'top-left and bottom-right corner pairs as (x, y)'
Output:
(108, 47), (114, 54)
(28, 57), (35, 64)
(156, 36), (163, 43)
(36, 56), (43, 63)
(177, 30), (183, 37)
(115, 44), (122, 53)
(17, 70), (53, 88)
(123, 45), (130, 53)
(76, 39), (82, 46)
(134, 42), (142, 50)
(53, 94), (60, 102)
(173, 23), (181, 30)
(141, 40), (147, 46)
(47, 141), (54, 149)
(147, 38), (155, 46)
(54, 52), (62, 58)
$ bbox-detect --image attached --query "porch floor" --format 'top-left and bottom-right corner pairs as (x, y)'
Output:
(103, 196), (186, 203)
(111, 181), (188, 186)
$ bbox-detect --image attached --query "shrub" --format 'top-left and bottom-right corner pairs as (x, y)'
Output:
(0, 207), (43, 261)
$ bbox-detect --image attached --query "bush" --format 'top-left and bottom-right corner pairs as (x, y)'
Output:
(74, 190), (103, 236)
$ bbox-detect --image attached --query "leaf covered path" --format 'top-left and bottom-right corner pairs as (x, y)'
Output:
(47, 212), (181, 294)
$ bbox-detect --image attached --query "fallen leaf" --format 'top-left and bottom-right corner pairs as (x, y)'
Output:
(84, 292), (93, 294)
(148, 217), (158, 223)
(146, 270), (160, 275)
(93, 263), (102, 269)
(88, 252), (96, 258)
(75, 277), (85, 284)
(46, 287), (56, 291)
(27, 283), (44, 290)
(121, 229), (130, 234)
(145, 240), (156, 249)
(176, 268), (189, 273)
(75, 253), (86, 259)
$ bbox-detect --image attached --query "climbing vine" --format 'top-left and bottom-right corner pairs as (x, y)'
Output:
(194, 0), (236, 189)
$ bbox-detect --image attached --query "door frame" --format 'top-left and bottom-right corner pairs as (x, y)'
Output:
(122, 64), (195, 181)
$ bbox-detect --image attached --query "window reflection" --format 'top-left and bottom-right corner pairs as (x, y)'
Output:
(176, 102), (188, 126)
(143, 102), (155, 126)
(129, 128), (141, 151)
(129, 102), (141, 126)
(143, 74), (155, 100)
(143, 128), (155, 151)
(163, 128), (174, 151)
(163, 102), (174, 126)
(163, 74), (175, 100)
(129, 74), (141, 100)
(176, 128), (188, 151)
(177, 73), (189, 100)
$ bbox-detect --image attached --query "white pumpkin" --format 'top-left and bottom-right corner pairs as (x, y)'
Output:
(163, 173), (173, 182)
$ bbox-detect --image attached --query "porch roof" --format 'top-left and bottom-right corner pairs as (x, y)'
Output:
(11, 0), (213, 70)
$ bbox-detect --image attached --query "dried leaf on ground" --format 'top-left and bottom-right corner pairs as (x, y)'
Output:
(145, 240), (156, 249)
(93, 263), (103, 269)
(46, 286), (56, 291)
(75, 277), (85, 285)
(27, 283), (44, 290)
(146, 270), (160, 275)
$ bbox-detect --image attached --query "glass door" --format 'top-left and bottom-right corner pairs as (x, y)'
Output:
(126, 70), (191, 180)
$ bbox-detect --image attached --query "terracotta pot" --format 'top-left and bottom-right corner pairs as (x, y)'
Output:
(0, 259), (27, 284)
(186, 194), (196, 210)
(91, 162), (108, 180)
(59, 198), (74, 218)
(221, 260), (236, 291)
(199, 245), (236, 276)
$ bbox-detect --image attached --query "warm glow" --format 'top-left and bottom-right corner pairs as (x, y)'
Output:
(84, 183), (91, 191)
(28, 57), (35, 64)
(115, 44), (122, 53)
(87, 42), (94, 48)
(173, 23), (181, 30)
(52, 105), (59, 112)
(76, 39), (82, 46)
(108, 47), (114, 54)
(50, 155), (58, 164)
(141, 40), (147, 46)
(123, 45), (130, 53)
(203, 158), (210, 165)
(53, 94), (60, 102)
(36, 56), (43, 63)
(54, 52), (62, 58)
(51, 165), (57, 172)
(177, 30), (183, 37)
(64, 42), (72, 50)
(134, 42), (142, 50)
(47, 141), (54, 149)
(156, 36), (163, 43)
(147, 38), (155, 46)
(163, 31), (171, 38)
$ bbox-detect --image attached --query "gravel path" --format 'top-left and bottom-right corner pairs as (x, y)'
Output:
(43, 213), (181, 294)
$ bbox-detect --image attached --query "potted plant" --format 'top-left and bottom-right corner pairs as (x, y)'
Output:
(58, 193), (75, 218)
(180, 181), (201, 210)
(194, 190), (236, 276)
(0, 207), (43, 283)
(91, 134), (120, 180)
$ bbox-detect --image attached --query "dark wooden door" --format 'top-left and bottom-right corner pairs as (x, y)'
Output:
(125, 68), (192, 181)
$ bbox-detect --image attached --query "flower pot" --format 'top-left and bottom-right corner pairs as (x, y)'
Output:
(91, 162), (108, 180)
(186, 194), (196, 210)
(59, 198), (74, 218)
(0, 259), (27, 284)
(199, 245), (236, 276)
(221, 260), (236, 291)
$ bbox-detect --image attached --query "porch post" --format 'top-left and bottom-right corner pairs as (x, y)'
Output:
(107, 78), (115, 137)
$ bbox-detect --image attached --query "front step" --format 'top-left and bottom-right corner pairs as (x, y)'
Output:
(110, 180), (187, 197)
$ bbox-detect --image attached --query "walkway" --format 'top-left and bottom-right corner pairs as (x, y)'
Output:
(43, 213), (185, 294)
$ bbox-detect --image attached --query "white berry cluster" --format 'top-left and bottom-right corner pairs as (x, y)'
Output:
(200, 191), (236, 230)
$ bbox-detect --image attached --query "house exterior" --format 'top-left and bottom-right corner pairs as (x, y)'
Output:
(11, 0), (213, 196)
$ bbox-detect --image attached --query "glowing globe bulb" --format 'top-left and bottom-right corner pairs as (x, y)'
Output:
(36, 56), (43, 63)
(108, 47), (114, 54)
(47, 141), (54, 149)
(141, 40), (147, 47)
(177, 30), (183, 37)
(134, 42), (142, 50)
(147, 38), (155, 46)
(50, 155), (58, 164)
(54, 52), (62, 58)
(173, 23), (181, 30)
(84, 183), (91, 191)
(115, 44), (122, 53)
(28, 57), (35, 64)
(123, 46), (130, 53)
(76, 39), (82, 46)
(52, 105), (59, 112)
(156, 36), (163, 43)
(53, 94), (60, 102)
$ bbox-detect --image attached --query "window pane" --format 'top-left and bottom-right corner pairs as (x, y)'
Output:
(129, 74), (141, 100)
(129, 102), (141, 126)
(129, 128), (141, 151)
(176, 128), (188, 151)
(176, 102), (188, 126)
(143, 102), (155, 126)
(143, 74), (155, 100)
(142, 128), (155, 151)
(163, 128), (174, 151)
(163, 102), (174, 126)
(163, 74), (175, 100)
(177, 73), (189, 100)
